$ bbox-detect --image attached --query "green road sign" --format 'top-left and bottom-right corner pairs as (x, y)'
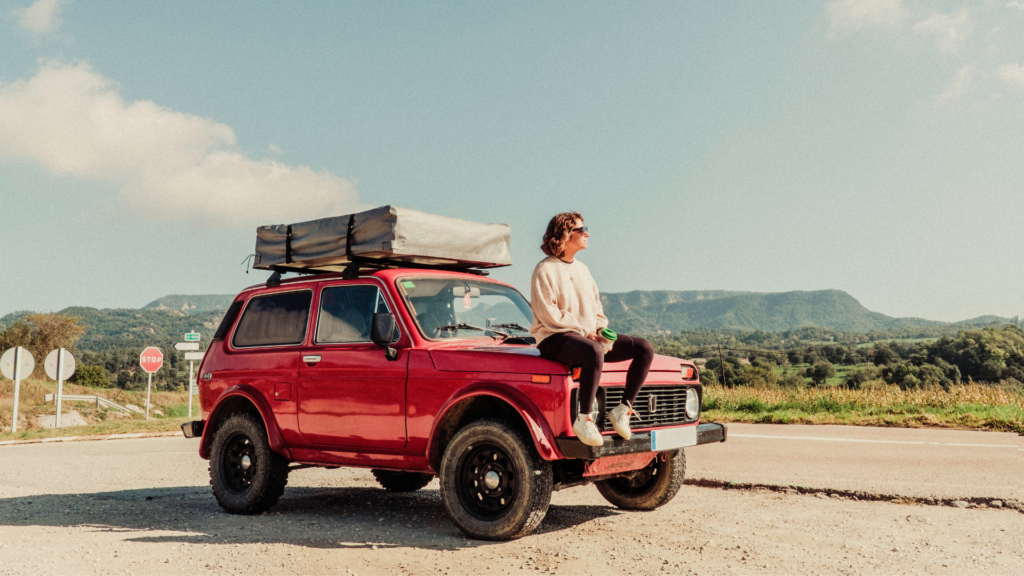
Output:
(184, 332), (201, 342)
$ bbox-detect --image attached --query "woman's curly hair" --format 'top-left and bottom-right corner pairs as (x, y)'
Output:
(541, 211), (583, 258)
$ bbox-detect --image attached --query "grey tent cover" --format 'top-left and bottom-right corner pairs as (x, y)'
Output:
(254, 205), (511, 272)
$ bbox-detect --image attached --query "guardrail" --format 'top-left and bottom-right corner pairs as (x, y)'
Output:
(43, 393), (139, 414)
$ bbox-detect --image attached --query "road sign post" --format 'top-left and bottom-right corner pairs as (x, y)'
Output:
(1, 347), (35, 433)
(44, 348), (76, 429)
(175, 335), (201, 418)
(139, 347), (164, 420)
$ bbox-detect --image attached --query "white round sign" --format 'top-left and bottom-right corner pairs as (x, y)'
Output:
(44, 348), (77, 381)
(1, 347), (35, 381)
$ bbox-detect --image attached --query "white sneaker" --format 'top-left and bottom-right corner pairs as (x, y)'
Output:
(572, 413), (604, 447)
(608, 402), (637, 440)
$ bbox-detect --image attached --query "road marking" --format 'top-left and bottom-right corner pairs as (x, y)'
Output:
(729, 433), (1019, 448)
(140, 452), (197, 455)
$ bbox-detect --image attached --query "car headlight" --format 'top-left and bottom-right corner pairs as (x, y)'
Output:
(684, 387), (700, 420)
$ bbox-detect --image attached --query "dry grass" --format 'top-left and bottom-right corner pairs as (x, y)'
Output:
(0, 378), (194, 440)
(702, 381), (1024, 433)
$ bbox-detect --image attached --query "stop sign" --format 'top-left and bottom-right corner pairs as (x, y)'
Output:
(140, 347), (164, 373)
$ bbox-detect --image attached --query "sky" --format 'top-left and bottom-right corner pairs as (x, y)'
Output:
(1, 0), (1022, 323)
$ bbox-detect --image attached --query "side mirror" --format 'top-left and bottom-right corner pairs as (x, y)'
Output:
(371, 313), (398, 361)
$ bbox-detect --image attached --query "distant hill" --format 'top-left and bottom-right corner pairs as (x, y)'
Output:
(60, 307), (225, 354)
(142, 294), (235, 315)
(601, 289), (1009, 334)
(2, 290), (1013, 351)
(0, 307), (225, 355)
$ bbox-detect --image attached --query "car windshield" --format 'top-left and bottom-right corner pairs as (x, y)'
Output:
(396, 277), (533, 340)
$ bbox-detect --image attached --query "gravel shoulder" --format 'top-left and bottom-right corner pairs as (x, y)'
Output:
(2, 437), (1023, 575)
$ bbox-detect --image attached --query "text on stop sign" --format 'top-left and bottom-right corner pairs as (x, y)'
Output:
(139, 347), (164, 373)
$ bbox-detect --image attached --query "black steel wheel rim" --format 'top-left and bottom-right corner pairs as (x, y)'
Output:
(456, 442), (518, 520)
(222, 432), (258, 493)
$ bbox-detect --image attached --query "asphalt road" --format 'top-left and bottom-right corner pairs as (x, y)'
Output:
(1, 426), (1022, 575)
(687, 423), (1024, 501)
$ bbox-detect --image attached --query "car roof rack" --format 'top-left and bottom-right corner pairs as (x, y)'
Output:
(265, 256), (488, 287)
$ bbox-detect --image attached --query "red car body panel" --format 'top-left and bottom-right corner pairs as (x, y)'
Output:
(195, 268), (702, 472)
(198, 383), (291, 460)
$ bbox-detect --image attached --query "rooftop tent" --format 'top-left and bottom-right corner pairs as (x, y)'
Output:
(253, 205), (512, 273)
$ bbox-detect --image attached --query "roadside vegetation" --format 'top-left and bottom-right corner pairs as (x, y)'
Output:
(0, 377), (191, 439)
(657, 325), (1024, 433)
(701, 382), (1024, 433)
(3, 312), (1023, 438)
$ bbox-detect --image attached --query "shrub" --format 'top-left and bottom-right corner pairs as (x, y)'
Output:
(69, 365), (112, 388)
(780, 373), (807, 389)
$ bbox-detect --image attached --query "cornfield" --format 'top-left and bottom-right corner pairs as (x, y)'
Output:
(702, 381), (1024, 433)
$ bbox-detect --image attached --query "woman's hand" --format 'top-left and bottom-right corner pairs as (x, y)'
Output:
(586, 332), (601, 343)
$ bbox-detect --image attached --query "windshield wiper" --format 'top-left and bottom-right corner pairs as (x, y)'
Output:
(490, 322), (530, 333)
(436, 323), (510, 339)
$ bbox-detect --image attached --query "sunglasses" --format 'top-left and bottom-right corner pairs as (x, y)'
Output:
(571, 226), (589, 234)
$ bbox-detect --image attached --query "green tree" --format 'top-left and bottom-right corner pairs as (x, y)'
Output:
(809, 360), (836, 385)
(0, 313), (85, 377)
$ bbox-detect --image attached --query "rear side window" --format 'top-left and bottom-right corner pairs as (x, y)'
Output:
(232, 291), (313, 347)
(213, 301), (244, 341)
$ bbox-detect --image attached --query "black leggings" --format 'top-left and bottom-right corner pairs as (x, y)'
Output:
(538, 332), (654, 414)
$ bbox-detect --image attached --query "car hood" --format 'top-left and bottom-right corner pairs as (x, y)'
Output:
(427, 342), (691, 374)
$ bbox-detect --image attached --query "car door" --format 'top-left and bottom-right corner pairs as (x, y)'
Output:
(297, 281), (409, 450)
(227, 289), (313, 440)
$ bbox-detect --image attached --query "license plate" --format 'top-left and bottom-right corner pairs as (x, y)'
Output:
(651, 426), (698, 451)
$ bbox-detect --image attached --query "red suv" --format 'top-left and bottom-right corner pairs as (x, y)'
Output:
(183, 267), (725, 540)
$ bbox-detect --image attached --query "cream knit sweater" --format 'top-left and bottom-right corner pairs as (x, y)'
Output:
(529, 256), (608, 345)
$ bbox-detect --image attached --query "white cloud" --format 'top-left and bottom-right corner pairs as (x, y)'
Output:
(997, 62), (1024, 90)
(15, 0), (64, 35)
(937, 64), (980, 105)
(913, 10), (973, 54)
(0, 61), (363, 227)
(1007, 2), (1024, 12)
(827, 0), (907, 35)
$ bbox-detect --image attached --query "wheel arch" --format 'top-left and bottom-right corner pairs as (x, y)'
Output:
(199, 384), (291, 461)
(426, 385), (560, 472)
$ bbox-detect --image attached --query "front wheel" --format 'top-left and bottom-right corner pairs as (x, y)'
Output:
(440, 419), (552, 541)
(595, 449), (685, 510)
(209, 413), (290, 514)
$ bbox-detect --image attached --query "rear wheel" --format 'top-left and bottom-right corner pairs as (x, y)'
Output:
(209, 413), (289, 514)
(440, 419), (552, 541)
(371, 469), (434, 492)
(595, 449), (685, 510)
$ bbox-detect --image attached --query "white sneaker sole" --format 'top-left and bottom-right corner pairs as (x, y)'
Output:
(572, 424), (604, 447)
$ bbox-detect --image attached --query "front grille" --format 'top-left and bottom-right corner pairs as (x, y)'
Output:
(571, 385), (699, 431)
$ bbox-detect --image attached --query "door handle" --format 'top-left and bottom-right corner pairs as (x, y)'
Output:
(303, 355), (322, 364)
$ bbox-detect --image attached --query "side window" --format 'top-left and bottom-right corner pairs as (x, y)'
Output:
(317, 285), (397, 344)
(232, 291), (313, 347)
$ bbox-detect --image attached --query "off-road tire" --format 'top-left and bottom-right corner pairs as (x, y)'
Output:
(371, 469), (434, 492)
(440, 419), (552, 541)
(595, 449), (685, 510)
(209, 413), (289, 514)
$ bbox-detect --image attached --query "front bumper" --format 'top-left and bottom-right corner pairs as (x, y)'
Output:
(556, 422), (727, 460)
(181, 420), (204, 438)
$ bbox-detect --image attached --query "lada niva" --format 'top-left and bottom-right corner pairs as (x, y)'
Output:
(183, 267), (725, 540)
